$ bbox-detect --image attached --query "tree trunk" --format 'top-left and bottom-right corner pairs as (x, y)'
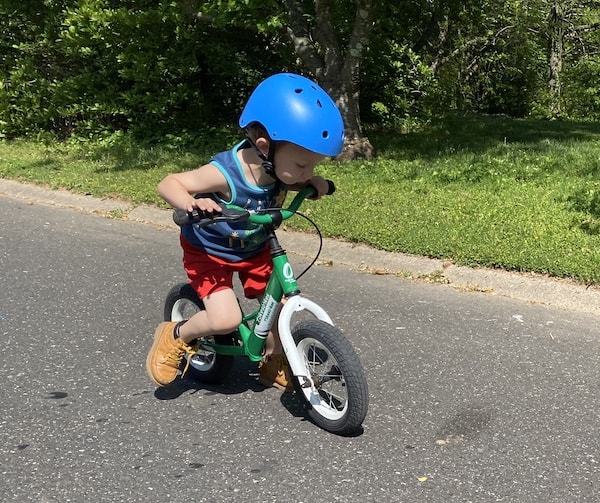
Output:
(182, 0), (376, 159)
(284, 0), (375, 160)
(548, 0), (564, 117)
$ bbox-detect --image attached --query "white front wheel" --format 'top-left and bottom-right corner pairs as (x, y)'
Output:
(291, 320), (368, 436)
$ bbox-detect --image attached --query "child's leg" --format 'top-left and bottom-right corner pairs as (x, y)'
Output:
(177, 288), (242, 345)
(146, 288), (241, 387)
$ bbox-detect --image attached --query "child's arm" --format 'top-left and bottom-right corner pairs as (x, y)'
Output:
(158, 164), (230, 213)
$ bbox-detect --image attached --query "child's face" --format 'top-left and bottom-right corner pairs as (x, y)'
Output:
(273, 142), (325, 185)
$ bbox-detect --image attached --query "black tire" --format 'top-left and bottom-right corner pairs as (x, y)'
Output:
(163, 282), (235, 384)
(291, 320), (368, 436)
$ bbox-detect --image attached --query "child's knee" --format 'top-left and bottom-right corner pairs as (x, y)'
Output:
(215, 318), (241, 334)
(209, 308), (242, 334)
(203, 288), (242, 333)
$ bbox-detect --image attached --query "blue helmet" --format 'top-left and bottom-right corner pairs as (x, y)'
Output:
(239, 73), (345, 157)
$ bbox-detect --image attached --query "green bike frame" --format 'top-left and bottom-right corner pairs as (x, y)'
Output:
(195, 186), (312, 362)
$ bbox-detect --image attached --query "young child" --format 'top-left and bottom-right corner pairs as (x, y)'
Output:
(146, 72), (345, 391)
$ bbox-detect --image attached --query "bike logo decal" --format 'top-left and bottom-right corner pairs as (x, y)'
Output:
(283, 263), (294, 280)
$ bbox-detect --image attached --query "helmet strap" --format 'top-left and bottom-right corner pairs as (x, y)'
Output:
(245, 133), (280, 182)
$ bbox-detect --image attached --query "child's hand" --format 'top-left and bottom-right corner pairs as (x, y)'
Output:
(308, 176), (329, 199)
(186, 197), (223, 214)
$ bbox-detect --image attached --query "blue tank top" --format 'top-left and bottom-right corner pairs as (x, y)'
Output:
(181, 140), (287, 262)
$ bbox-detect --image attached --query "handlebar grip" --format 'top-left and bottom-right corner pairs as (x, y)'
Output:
(172, 209), (196, 226)
(172, 205), (250, 227)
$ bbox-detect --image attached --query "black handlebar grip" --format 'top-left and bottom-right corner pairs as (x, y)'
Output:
(173, 208), (219, 226)
(172, 208), (222, 227)
(172, 209), (194, 226)
(173, 206), (250, 227)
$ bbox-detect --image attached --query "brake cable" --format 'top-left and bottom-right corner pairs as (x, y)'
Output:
(289, 211), (323, 280)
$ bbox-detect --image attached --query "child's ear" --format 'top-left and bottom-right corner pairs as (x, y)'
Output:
(254, 136), (270, 157)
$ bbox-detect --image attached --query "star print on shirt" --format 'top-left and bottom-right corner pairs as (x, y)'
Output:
(229, 231), (245, 248)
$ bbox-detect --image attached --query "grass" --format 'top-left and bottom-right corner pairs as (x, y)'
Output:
(2, 114), (600, 284)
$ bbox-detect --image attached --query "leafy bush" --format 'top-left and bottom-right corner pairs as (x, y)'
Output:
(0, 1), (289, 140)
(564, 58), (600, 119)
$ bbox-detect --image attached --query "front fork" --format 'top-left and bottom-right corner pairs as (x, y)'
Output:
(277, 296), (334, 388)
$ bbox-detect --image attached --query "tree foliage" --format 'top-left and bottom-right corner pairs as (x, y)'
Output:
(1, 0), (599, 145)
(0, 0), (288, 139)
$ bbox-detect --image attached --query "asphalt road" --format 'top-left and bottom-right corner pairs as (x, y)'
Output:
(1, 195), (599, 502)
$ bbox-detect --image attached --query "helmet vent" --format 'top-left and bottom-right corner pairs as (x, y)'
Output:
(294, 88), (303, 94)
(322, 130), (329, 139)
(316, 99), (323, 108)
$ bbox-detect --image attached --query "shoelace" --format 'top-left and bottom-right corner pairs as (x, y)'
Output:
(163, 341), (196, 378)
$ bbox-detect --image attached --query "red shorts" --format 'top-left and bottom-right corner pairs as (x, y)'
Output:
(180, 236), (272, 299)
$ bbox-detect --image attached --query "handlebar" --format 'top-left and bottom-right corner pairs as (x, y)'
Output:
(173, 180), (335, 227)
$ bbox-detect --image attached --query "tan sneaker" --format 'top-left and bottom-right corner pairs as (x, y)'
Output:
(146, 321), (195, 386)
(258, 354), (294, 392)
